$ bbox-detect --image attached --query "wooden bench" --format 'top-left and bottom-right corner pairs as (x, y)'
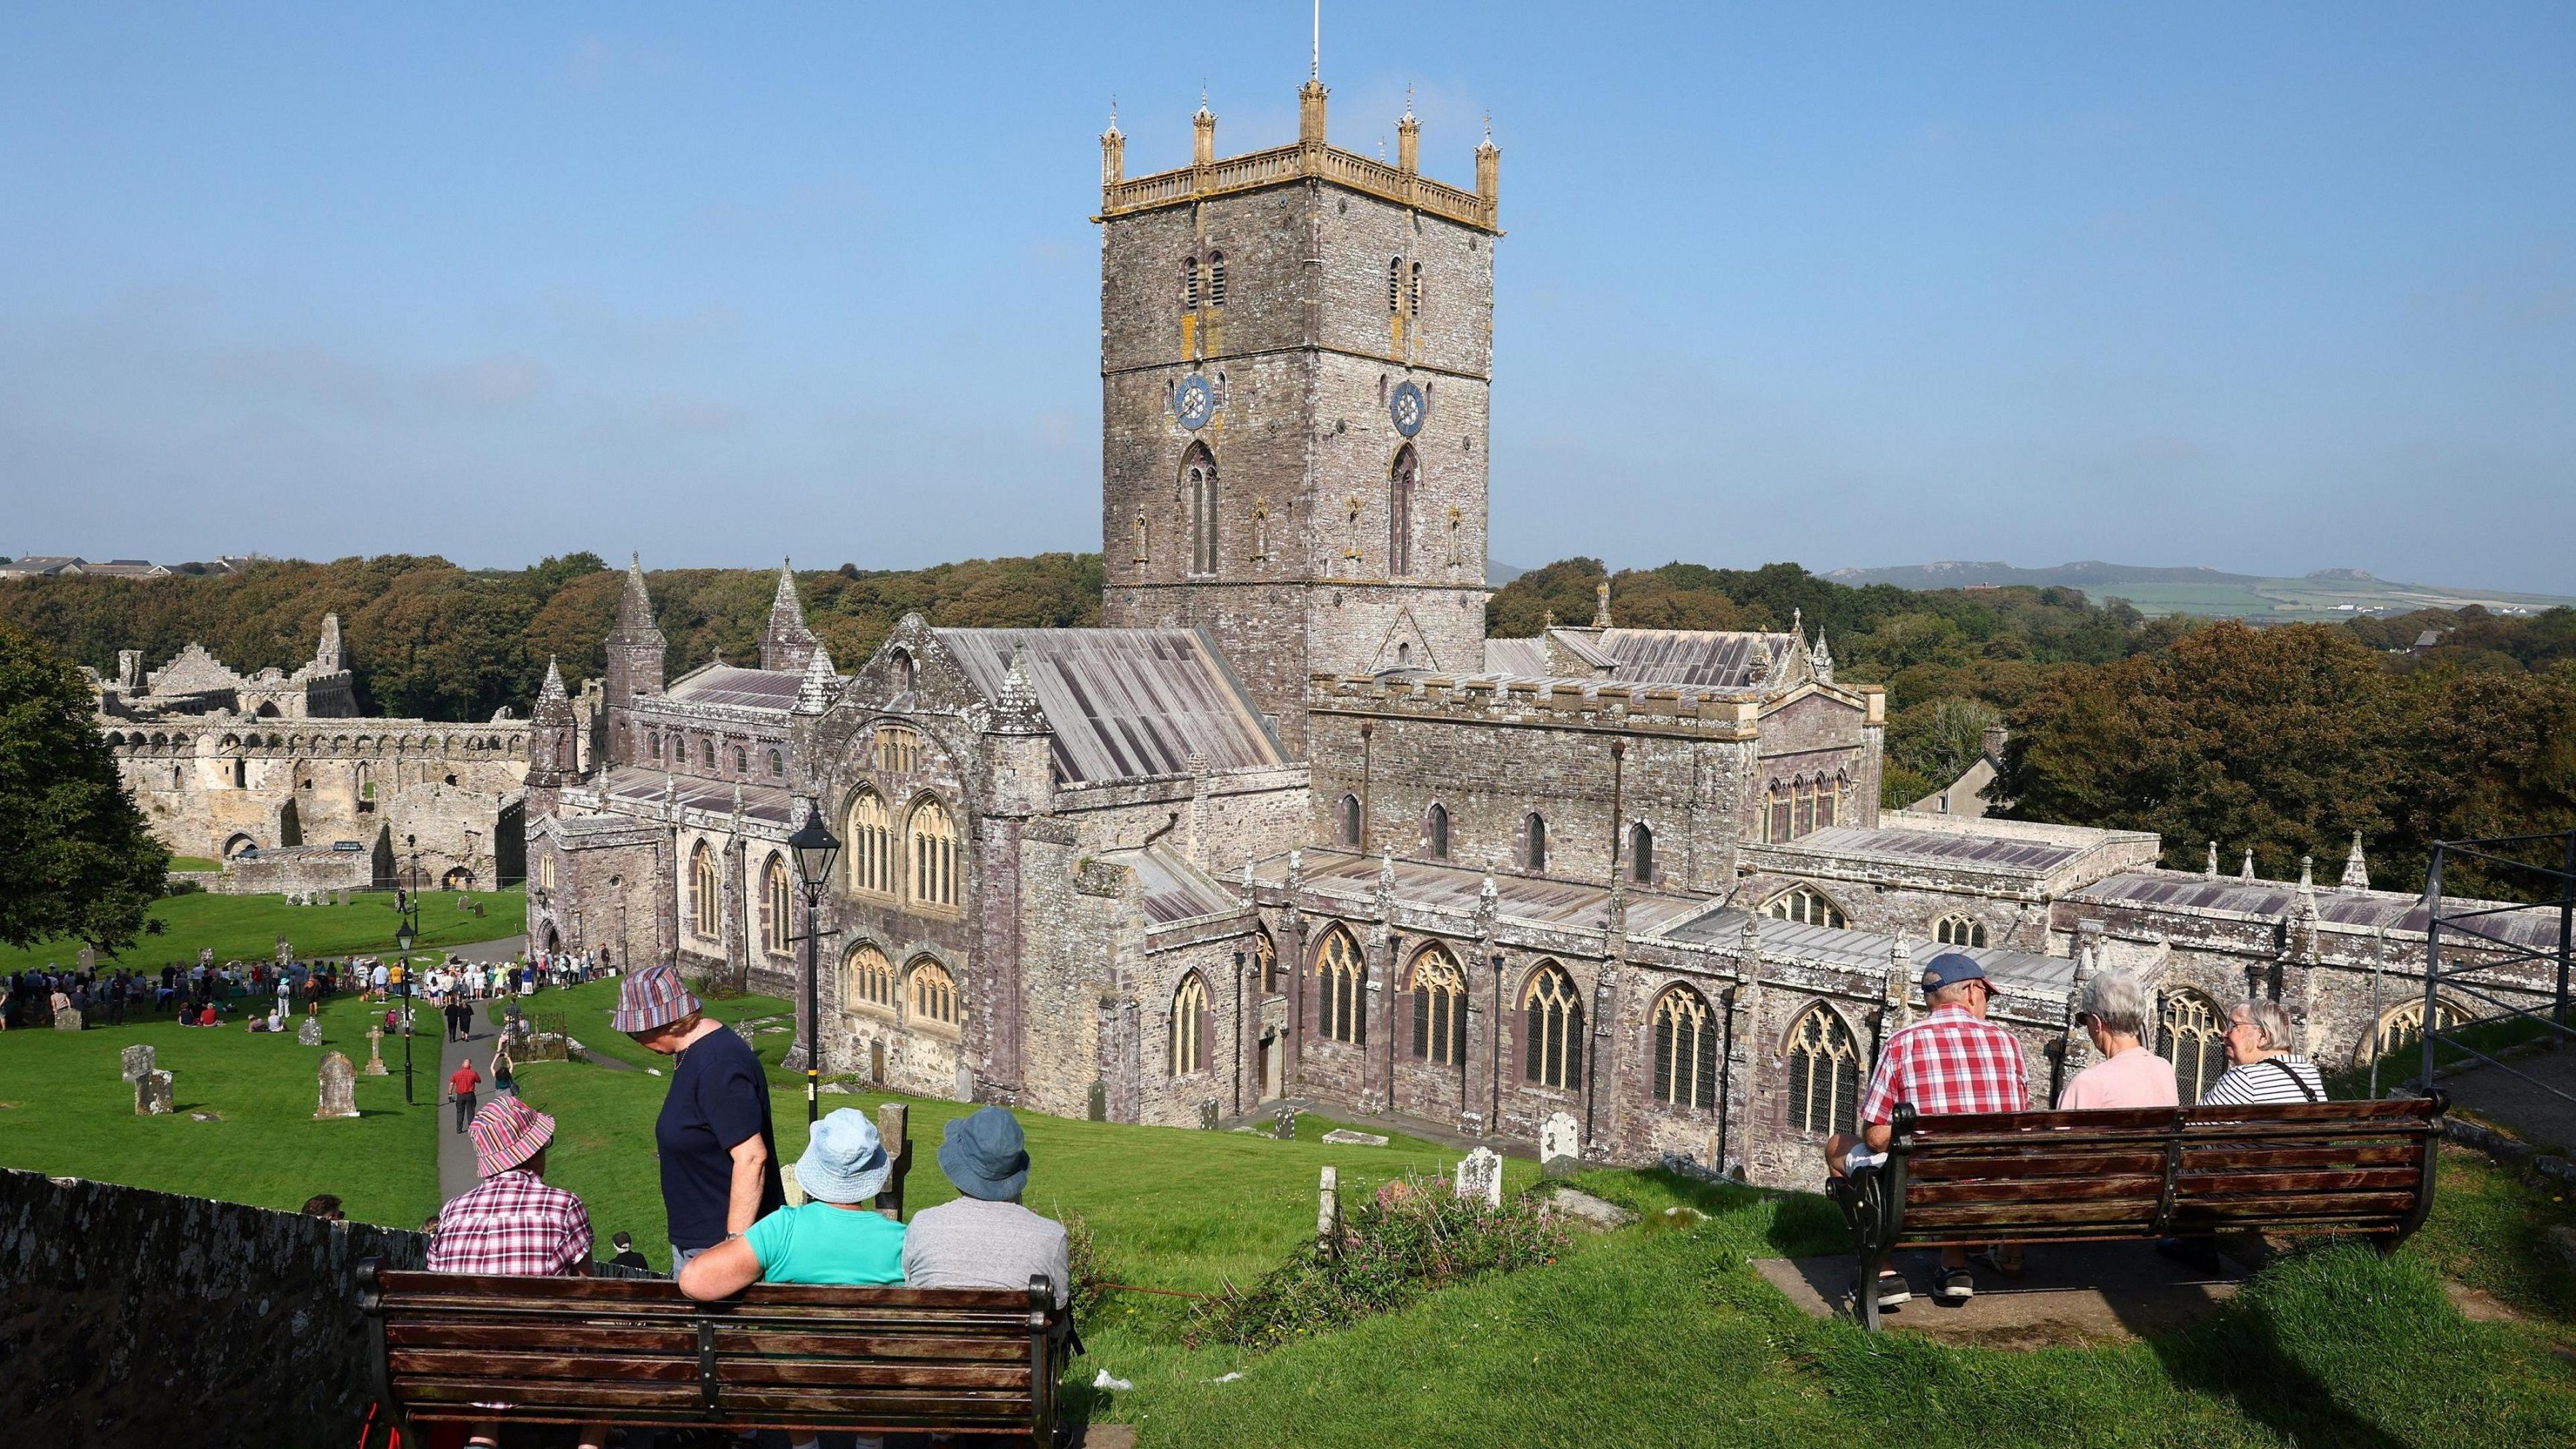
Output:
(1827, 1093), (2447, 1330)
(360, 1263), (1071, 1444)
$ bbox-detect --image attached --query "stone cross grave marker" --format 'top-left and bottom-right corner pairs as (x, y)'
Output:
(315, 1052), (360, 1119)
(137, 1071), (174, 1116)
(298, 1016), (325, 1047)
(121, 1044), (156, 1084)
(1454, 1146), (1505, 1208)
(363, 1026), (389, 1075)
(1540, 1111), (1582, 1179)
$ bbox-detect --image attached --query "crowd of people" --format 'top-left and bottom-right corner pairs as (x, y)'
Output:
(1825, 952), (2333, 1307)
(425, 963), (1067, 1449)
(2, 941), (613, 1035)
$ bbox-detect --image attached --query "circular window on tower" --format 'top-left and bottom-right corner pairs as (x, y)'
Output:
(1389, 380), (1428, 438)
(1174, 374), (1214, 430)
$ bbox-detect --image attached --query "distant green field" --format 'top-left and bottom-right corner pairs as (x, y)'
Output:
(0, 886), (526, 973)
(2090, 578), (2575, 623)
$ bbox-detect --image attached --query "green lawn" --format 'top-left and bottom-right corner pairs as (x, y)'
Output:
(167, 855), (223, 872)
(0, 988), (442, 1229)
(0, 885), (527, 974)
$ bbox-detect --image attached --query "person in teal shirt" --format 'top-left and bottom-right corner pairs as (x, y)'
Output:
(678, 1108), (906, 1294)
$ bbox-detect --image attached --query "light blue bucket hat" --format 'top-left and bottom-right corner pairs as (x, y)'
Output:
(796, 1108), (892, 1205)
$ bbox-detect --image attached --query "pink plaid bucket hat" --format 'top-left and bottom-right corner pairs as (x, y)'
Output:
(468, 1094), (556, 1179)
(611, 962), (702, 1034)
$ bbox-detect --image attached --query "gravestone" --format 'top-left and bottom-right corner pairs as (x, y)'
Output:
(297, 1016), (325, 1047)
(136, 1070), (174, 1116)
(276, 936), (292, 965)
(1320, 1128), (1388, 1146)
(54, 1007), (83, 1031)
(1198, 1098), (1221, 1131)
(1540, 1112), (1582, 1179)
(78, 945), (96, 971)
(1087, 1081), (1107, 1122)
(1273, 1104), (1300, 1140)
(121, 1044), (157, 1084)
(1317, 1165), (1341, 1247)
(314, 1053), (360, 1119)
(1454, 1146), (1505, 1208)
(362, 1026), (389, 1076)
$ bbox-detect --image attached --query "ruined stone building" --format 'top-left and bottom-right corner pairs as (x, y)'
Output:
(523, 74), (2561, 1189)
(93, 616), (539, 892)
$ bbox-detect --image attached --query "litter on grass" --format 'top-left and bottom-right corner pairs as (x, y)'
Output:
(1210, 1373), (1243, 1383)
(1093, 1371), (1134, 1391)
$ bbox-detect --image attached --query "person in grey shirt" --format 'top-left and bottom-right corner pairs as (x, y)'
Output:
(903, 1106), (1069, 1308)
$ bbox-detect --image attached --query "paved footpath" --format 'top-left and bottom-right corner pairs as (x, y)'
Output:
(429, 936), (525, 1205)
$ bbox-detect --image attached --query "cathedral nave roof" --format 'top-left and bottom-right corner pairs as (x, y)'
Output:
(934, 627), (1283, 785)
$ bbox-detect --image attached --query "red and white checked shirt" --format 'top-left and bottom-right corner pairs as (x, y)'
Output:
(1856, 1005), (2029, 1126)
(425, 1169), (592, 1277)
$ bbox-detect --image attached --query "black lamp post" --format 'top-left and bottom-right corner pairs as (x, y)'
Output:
(394, 916), (417, 1104)
(787, 802), (842, 1125)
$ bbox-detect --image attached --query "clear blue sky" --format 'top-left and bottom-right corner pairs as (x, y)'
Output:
(4, 3), (2571, 592)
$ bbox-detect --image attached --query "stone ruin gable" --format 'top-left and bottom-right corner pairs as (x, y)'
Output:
(105, 719), (530, 883)
(3, 1167), (428, 1449)
(524, 811), (665, 966)
(1301, 669), (1768, 894)
(1748, 683), (1881, 833)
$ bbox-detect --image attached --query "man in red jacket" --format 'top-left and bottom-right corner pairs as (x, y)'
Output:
(447, 1058), (482, 1134)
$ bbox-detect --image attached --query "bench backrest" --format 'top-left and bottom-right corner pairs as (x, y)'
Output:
(361, 1263), (1063, 1442)
(1884, 1096), (2443, 1248)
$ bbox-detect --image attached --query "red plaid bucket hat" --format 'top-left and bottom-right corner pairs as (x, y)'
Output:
(468, 1094), (557, 1179)
(610, 961), (702, 1034)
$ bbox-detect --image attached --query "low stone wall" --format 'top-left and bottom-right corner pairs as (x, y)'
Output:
(0, 1169), (427, 1448)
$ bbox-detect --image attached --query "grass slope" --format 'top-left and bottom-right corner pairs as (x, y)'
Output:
(0, 989), (441, 1228)
(0, 886), (527, 974)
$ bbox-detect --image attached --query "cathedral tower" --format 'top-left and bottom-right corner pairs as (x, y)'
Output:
(1095, 76), (1501, 752)
(603, 553), (665, 765)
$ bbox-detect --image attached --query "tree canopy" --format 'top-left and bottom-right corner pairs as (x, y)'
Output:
(0, 622), (169, 953)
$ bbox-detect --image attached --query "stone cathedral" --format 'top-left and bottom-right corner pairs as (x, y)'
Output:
(524, 75), (2563, 1189)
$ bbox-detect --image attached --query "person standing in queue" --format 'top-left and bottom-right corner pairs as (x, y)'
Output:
(613, 963), (784, 1273)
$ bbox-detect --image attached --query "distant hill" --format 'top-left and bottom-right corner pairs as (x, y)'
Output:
(1825, 561), (2575, 622)
(1487, 560), (1526, 587)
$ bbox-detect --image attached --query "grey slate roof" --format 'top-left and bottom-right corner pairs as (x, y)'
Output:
(665, 665), (802, 714)
(1098, 846), (1247, 926)
(1790, 824), (2086, 875)
(2075, 871), (2567, 951)
(1595, 629), (1801, 689)
(1657, 904), (2076, 994)
(934, 627), (1283, 786)
(1250, 851), (1710, 934)
(1482, 638), (1551, 676)
(598, 767), (796, 827)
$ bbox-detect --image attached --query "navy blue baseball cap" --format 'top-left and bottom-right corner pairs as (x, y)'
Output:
(1920, 952), (1989, 992)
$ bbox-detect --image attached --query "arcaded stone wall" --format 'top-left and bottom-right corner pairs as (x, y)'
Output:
(1, 1169), (427, 1449)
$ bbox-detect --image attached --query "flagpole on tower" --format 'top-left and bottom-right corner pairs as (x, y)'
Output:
(1312, 0), (1321, 80)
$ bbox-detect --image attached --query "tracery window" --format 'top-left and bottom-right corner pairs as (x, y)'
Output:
(1653, 985), (1719, 1110)
(873, 727), (922, 775)
(2371, 998), (2465, 1065)
(1785, 1006), (1862, 1135)
(846, 944), (896, 1016)
(1256, 929), (1280, 993)
(1935, 916), (1988, 949)
(1425, 802), (1449, 860)
(1171, 971), (1211, 1076)
(1410, 945), (1468, 1066)
(1816, 777), (1839, 830)
(761, 853), (792, 957)
(908, 959), (958, 1028)
(847, 790), (896, 896)
(1316, 927), (1366, 1045)
(1523, 963), (1584, 1091)
(1525, 813), (1548, 871)
(1768, 787), (1791, 843)
(1764, 885), (1847, 929)
(1628, 822), (1654, 883)
(1184, 444), (1218, 576)
(1389, 445), (1417, 577)
(690, 841), (719, 939)
(909, 797), (959, 909)
(2158, 990), (2227, 1104)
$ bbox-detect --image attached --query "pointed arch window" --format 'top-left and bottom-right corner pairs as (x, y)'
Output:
(1338, 793), (1362, 847)
(1184, 444), (1218, 576)
(1171, 971), (1212, 1076)
(847, 792), (895, 896)
(1207, 250), (1227, 307)
(2158, 990), (2228, 1104)
(1525, 813), (1547, 871)
(1182, 254), (1200, 310)
(1389, 445), (1418, 577)
(1316, 928), (1366, 1044)
(1408, 259), (1423, 317)
(1410, 946), (1468, 1066)
(909, 797), (959, 909)
(846, 943), (896, 1017)
(1935, 916), (1987, 948)
(1523, 963), (1584, 1091)
(2370, 997), (2465, 1067)
(1653, 985), (1719, 1110)
(1425, 802), (1450, 859)
(1387, 256), (1403, 313)
(908, 958), (959, 1029)
(690, 840), (720, 940)
(1765, 884), (1846, 929)
(761, 853), (792, 957)
(1785, 1006), (1862, 1134)
(1628, 822), (1654, 883)
(1256, 928), (1281, 993)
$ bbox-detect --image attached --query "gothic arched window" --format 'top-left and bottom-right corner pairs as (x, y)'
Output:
(1765, 885), (1847, 929)
(1628, 822), (1654, 883)
(1208, 250), (1226, 307)
(2369, 997), (2466, 1067)
(2158, 990), (2228, 1104)
(1523, 963), (1584, 1091)
(908, 958), (959, 1028)
(1338, 793), (1362, 847)
(1785, 1005), (1862, 1134)
(1653, 985), (1718, 1110)
(909, 796), (959, 909)
(1171, 971), (1211, 1076)
(1389, 445), (1418, 577)
(1410, 945), (1467, 1066)
(1182, 254), (1200, 310)
(1426, 802), (1450, 859)
(847, 792), (894, 896)
(1184, 443), (1218, 576)
(1935, 916), (1988, 948)
(1316, 927), (1366, 1044)
(846, 943), (896, 1016)
(761, 853), (792, 957)
(690, 841), (719, 940)
(1525, 813), (1547, 871)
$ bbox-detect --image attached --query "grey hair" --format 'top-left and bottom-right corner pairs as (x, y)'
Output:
(2080, 968), (2149, 1038)
(2236, 998), (2294, 1051)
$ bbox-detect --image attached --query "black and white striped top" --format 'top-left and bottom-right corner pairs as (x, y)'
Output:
(2196, 1054), (2326, 1107)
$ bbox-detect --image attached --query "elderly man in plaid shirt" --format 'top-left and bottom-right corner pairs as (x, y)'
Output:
(427, 1094), (606, 1449)
(1823, 952), (2029, 1308)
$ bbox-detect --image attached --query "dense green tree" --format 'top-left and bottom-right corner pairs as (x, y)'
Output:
(0, 623), (168, 953)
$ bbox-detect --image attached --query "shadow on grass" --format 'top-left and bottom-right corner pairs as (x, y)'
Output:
(2137, 1246), (2418, 1449)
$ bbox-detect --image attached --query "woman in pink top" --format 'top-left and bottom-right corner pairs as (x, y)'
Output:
(2058, 968), (2180, 1110)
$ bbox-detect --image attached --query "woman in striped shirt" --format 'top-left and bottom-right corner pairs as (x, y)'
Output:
(2196, 998), (2326, 1106)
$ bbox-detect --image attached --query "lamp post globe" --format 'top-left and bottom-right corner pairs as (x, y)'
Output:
(787, 803), (841, 1122)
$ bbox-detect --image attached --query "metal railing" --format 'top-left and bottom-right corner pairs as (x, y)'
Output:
(2417, 831), (2576, 1103)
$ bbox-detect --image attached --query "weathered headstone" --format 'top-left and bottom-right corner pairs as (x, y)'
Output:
(121, 1044), (157, 1083)
(1087, 1081), (1108, 1122)
(297, 1016), (325, 1047)
(314, 1052), (360, 1119)
(1317, 1165), (1341, 1247)
(1198, 1098), (1221, 1131)
(275, 936), (292, 965)
(78, 945), (96, 971)
(362, 1026), (389, 1076)
(1540, 1111), (1582, 1179)
(1320, 1128), (1388, 1146)
(54, 1007), (83, 1031)
(1272, 1104), (1300, 1140)
(1454, 1146), (1505, 1208)
(136, 1070), (174, 1116)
